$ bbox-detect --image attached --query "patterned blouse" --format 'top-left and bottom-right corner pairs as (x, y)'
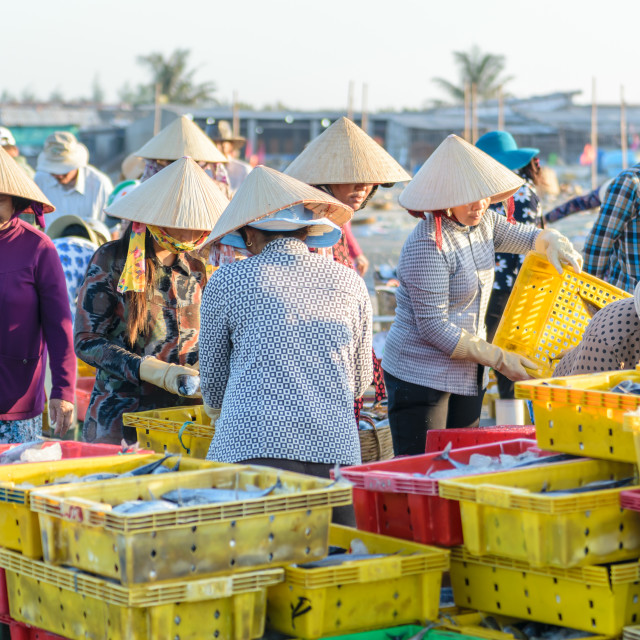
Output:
(490, 180), (542, 291)
(200, 238), (373, 465)
(382, 210), (539, 396)
(74, 240), (207, 444)
(553, 297), (640, 376)
(52, 237), (98, 323)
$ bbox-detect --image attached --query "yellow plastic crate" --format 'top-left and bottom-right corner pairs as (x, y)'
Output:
(266, 524), (449, 639)
(450, 548), (640, 635)
(76, 358), (95, 377)
(0, 547), (282, 640)
(623, 411), (640, 470)
(516, 368), (640, 462)
(123, 404), (219, 458)
(0, 453), (215, 559)
(439, 458), (640, 567)
(493, 252), (630, 379)
(31, 466), (352, 585)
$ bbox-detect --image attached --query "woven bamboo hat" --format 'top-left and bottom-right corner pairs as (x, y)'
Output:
(135, 116), (228, 164)
(210, 165), (353, 242)
(284, 117), (411, 185)
(0, 146), (54, 213)
(105, 156), (229, 230)
(400, 134), (524, 211)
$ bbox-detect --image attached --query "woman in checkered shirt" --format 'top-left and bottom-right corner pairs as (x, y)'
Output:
(382, 135), (583, 455)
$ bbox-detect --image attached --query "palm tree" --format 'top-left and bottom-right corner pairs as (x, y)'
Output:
(432, 46), (512, 103)
(124, 49), (216, 105)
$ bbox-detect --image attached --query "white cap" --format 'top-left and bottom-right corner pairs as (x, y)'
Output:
(0, 127), (16, 146)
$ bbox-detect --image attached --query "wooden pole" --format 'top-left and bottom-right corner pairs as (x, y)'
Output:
(471, 83), (478, 144)
(464, 83), (470, 141)
(498, 86), (504, 130)
(232, 90), (240, 137)
(361, 83), (369, 134)
(621, 85), (628, 170)
(153, 82), (162, 135)
(347, 81), (355, 121)
(591, 77), (598, 190)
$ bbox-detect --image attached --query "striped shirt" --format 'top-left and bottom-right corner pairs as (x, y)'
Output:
(583, 164), (640, 293)
(382, 211), (539, 396)
(200, 238), (372, 465)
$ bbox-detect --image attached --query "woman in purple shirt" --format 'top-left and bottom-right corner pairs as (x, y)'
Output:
(0, 147), (75, 441)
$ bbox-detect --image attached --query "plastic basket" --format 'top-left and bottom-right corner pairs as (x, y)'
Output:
(516, 368), (640, 462)
(266, 524), (449, 639)
(439, 458), (640, 567)
(0, 453), (214, 558)
(0, 547), (282, 640)
(0, 615), (67, 640)
(123, 404), (218, 458)
(341, 439), (545, 547)
(623, 411), (640, 470)
(31, 466), (352, 585)
(450, 548), (640, 635)
(492, 251), (631, 378)
(0, 441), (129, 460)
(425, 427), (536, 453)
(74, 377), (93, 422)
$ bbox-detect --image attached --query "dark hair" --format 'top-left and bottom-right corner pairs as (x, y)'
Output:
(61, 224), (91, 240)
(240, 226), (310, 245)
(518, 157), (542, 186)
(12, 196), (32, 214)
(116, 222), (158, 346)
(316, 184), (379, 211)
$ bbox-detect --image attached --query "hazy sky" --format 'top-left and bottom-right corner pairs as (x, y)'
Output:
(4, 0), (639, 110)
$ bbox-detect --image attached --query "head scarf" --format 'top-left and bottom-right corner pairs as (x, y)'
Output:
(13, 200), (45, 230)
(409, 196), (516, 250)
(117, 223), (208, 293)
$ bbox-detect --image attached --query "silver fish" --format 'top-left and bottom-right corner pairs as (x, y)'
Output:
(162, 478), (282, 506)
(0, 440), (46, 464)
(120, 453), (177, 477)
(112, 500), (178, 514)
(540, 477), (634, 494)
(79, 472), (121, 483)
(433, 442), (468, 471)
(177, 374), (200, 397)
(297, 553), (388, 569)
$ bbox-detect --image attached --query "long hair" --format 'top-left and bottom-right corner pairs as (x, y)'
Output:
(116, 222), (157, 346)
(518, 157), (542, 187)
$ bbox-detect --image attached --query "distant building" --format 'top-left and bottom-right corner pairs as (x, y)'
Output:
(2, 92), (638, 179)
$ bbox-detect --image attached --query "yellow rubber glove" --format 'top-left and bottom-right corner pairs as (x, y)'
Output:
(139, 357), (201, 397)
(451, 330), (537, 382)
(535, 229), (583, 275)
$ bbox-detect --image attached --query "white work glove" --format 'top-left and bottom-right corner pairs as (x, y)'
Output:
(535, 229), (583, 275)
(139, 357), (201, 397)
(451, 330), (537, 382)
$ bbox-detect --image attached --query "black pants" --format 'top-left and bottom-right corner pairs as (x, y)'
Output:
(239, 457), (356, 527)
(485, 289), (515, 400)
(383, 369), (485, 456)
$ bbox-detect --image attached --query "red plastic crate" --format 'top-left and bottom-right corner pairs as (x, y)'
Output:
(0, 614), (67, 640)
(342, 439), (549, 546)
(74, 377), (94, 422)
(620, 488), (640, 512)
(425, 426), (536, 452)
(0, 441), (130, 461)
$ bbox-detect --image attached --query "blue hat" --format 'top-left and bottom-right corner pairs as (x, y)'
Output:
(475, 131), (539, 171)
(220, 204), (341, 249)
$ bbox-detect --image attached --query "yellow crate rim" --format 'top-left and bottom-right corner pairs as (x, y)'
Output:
(0, 548), (282, 606)
(451, 548), (639, 586)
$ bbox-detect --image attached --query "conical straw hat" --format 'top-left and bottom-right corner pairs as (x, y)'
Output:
(284, 117), (411, 185)
(210, 165), (353, 242)
(399, 134), (524, 211)
(105, 156), (229, 230)
(135, 116), (228, 163)
(0, 146), (54, 213)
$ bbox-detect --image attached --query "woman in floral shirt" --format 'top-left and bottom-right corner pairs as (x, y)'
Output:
(476, 131), (544, 399)
(74, 158), (228, 443)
